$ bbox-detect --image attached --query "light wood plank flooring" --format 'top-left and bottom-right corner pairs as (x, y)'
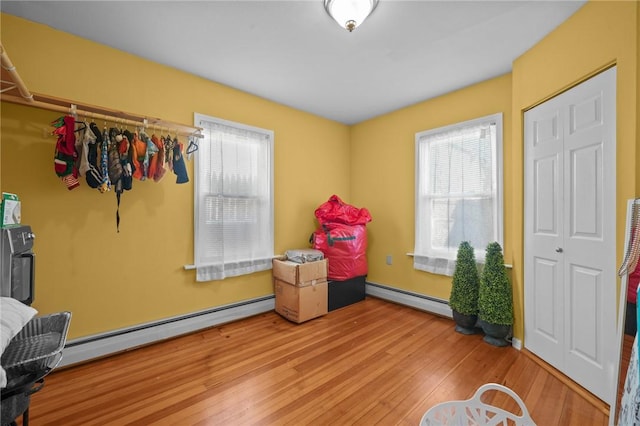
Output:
(22, 297), (608, 425)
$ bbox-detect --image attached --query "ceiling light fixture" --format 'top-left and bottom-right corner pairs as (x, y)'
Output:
(324, 0), (379, 32)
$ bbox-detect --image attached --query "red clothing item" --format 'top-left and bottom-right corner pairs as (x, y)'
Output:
(52, 115), (76, 156)
(627, 261), (640, 304)
(131, 133), (146, 180)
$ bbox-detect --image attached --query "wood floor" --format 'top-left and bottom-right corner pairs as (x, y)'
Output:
(22, 297), (608, 425)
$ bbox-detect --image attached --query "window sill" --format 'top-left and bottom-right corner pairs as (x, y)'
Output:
(184, 254), (285, 271)
(406, 252), (513, 269)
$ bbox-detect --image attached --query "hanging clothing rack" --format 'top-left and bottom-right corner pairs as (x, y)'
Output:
(1, 43), (202, 137)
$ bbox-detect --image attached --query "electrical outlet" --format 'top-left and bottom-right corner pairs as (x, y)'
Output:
(386, 255), (392, 265)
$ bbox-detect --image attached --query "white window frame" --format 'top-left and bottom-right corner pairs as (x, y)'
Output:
(413, 113), (503, 276)
(193, 113), (274, 281)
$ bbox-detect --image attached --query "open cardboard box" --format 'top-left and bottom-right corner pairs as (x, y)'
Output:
(272, 258), (328, 286)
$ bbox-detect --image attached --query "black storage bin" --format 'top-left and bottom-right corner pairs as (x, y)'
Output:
(328, 276), (366, 311)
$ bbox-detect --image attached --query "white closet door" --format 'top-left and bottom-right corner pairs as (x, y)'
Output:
(524, 66), (616, 403)
(524, 100), (565, 370)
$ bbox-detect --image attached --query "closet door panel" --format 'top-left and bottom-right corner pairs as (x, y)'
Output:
(525, 103), (565, 370)
(534, 155), (559, 235)
(569, 94), (602, 134)
(532, 256), (562, 344)
(567, 264), (601, 364)
(565, 263), (606, 399)
(569, 142), (603, 239)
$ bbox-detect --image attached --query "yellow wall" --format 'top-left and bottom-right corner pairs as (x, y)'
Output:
(350, 74), (512, 299)
(351, 0), (638, 343)
(0, 14), (350, 339)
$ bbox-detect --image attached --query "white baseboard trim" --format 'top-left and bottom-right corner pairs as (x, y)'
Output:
(62, 284), (515, 367)
(61, 296), (275, 367)
(365, 281), (453, 319)
(511, 337), (522, 350)
(366, 283), (524, 350)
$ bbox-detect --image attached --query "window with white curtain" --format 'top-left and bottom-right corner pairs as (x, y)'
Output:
(193, 113), (274, 282)
(414, 113), (503, 276)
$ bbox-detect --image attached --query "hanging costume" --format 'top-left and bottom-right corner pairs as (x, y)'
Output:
(52, 115), (80, 190)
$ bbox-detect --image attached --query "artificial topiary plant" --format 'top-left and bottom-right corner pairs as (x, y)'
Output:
(449, 241), (480, 334)
(478, 242), (513, 327)
(450, 241), (480, 316)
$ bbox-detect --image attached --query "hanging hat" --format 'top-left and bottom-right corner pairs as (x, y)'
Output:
(131, 132), (145, 180)
(58, 115), (76, 156)
(54, 156), (73, 177)
(85, 130), (103, 190)
(172, 142), (189, 184)
(90, 122), (103, 143)
(61, 174), (80, 190)
(108, 145), (123, 185)
(164, 136), (176, 171)
(121, 162), (133, 191)
(52, 115), (79, 190)
(119, 134), (133, 191)
(145, 133), (160, 179)
(151, 134), (166, 182)
(85, 164), (104, 189)
(122, 129), (134, 144)
(126, 134), (137, 178)
(100, 129), (111, 192)
(75, 122), (94, 177)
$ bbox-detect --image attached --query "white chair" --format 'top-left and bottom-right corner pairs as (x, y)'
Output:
(420, 383), (536, 426)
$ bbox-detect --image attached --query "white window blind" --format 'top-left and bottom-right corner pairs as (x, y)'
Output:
(194, 113), (274, 281)
(414, 113), (503, 276)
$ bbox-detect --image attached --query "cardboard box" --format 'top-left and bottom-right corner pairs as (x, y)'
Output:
(272, 258), (328, 286)
(274, 279), (328, 323)
(1, 193), (21, 227)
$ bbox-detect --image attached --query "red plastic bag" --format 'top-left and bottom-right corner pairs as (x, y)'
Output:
(312, 223), (368, 280)
(315, 195), (372, 226)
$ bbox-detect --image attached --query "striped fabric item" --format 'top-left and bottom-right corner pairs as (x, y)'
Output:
(101, 129), (110, 192)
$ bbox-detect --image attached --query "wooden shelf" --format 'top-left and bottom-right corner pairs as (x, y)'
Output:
(1, 43), (201, 136)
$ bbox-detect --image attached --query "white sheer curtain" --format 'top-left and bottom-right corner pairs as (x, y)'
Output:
(414, 114), (502, 276)
(194, 113), (274, 281)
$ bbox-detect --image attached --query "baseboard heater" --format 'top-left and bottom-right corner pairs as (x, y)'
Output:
(61, 283), (452, 367)
(60, 295), (275, 367)
(365, 281), (453, 319)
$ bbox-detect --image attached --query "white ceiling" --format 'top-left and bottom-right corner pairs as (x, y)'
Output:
(1, 0), (586, 125)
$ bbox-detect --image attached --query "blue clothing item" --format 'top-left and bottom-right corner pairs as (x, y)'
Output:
(139, 132), (158, 179)
(173, 141), (189, 184)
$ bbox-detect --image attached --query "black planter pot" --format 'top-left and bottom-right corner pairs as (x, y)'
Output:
(452, 310), (478, 335)
(479, 319), (511, 347)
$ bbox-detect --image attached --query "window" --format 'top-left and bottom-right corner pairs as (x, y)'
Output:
(414, 113), (503, 276)
(194, 113), (274, 281)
